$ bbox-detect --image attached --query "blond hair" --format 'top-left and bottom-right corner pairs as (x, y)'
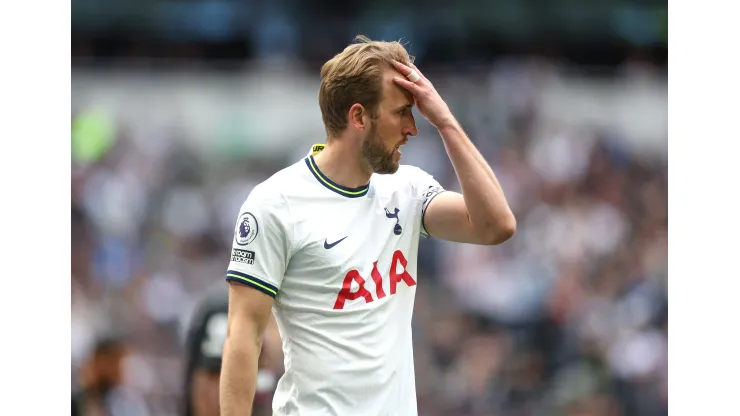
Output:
(318, 35), (414, 138)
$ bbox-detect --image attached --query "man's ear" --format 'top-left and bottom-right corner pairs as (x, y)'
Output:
(348, 103), (368, 132)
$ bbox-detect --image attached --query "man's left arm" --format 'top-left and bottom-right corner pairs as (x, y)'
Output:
(394, 61), (516, 245)
(425, 121), (516, 245)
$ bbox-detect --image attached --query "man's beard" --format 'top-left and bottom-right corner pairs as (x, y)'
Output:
(361, 122), (400, 174)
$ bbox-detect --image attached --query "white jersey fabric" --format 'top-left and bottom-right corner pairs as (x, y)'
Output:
(225, 144), (445, 416)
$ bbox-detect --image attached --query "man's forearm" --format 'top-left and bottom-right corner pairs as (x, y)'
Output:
(220, 337), (260, 416)
(438, 118), (516, 243)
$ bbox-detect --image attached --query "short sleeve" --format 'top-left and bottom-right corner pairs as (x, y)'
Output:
(225, 185), (292, 298)
(407, 167), (446, 238)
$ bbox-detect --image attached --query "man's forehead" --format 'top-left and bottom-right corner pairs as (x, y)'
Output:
(382, 68), (414, 104)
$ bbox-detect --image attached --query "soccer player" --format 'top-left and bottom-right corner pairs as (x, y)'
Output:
(220, 35), (516, 416)
(183, 284), (229, 416)
(183, 283), (278, 416)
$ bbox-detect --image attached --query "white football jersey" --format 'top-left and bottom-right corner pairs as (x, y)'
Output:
(225, 144), (445, 416)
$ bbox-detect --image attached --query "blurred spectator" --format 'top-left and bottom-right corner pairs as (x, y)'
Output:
(72, 337), (150, 416)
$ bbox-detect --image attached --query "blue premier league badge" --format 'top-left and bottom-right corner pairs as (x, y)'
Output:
(234, 212), (259, 246)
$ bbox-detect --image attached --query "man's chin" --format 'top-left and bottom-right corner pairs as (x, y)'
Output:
(373, 160), (400, 175)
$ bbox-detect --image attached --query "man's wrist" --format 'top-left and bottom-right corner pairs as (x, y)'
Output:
(436, 116), (462, 135)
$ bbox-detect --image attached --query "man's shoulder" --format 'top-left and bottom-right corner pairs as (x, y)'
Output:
(396, 164), (430, 178)
(371, 164), (431, 188)
(249, 159), (310, 202)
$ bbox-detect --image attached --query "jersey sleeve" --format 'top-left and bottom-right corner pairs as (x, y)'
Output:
(407, 167), (447, 238)
(225, 185), (293, 298)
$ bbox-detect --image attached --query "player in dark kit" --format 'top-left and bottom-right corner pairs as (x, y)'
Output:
(183, 283), (276, 416)
(183, 283), (229, 416)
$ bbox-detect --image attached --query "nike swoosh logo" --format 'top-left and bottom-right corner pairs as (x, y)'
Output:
(324, 237), (347, 249)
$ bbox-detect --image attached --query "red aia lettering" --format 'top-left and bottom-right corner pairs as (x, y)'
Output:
(333, 250), (416, 310)
(332, 270), (374, 310)
(389, 249), (416, 294)
(371, 261), (387, 299)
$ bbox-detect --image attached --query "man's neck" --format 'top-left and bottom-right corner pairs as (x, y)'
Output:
(313, 137), (372, 189)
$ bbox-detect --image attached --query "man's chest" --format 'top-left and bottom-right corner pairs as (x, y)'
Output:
(278, 192), (423, 310)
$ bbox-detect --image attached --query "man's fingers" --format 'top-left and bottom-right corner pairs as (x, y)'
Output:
(407, 62), (427, 81)
(393, 77), (423, 95)
(392, 60), (413, 77)
(393, 60), (426, 82)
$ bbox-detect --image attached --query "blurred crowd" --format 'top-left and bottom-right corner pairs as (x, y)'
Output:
(71, 56), (667, 416)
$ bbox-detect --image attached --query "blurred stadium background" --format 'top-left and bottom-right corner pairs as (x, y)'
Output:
(71, 1), (667, 415)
